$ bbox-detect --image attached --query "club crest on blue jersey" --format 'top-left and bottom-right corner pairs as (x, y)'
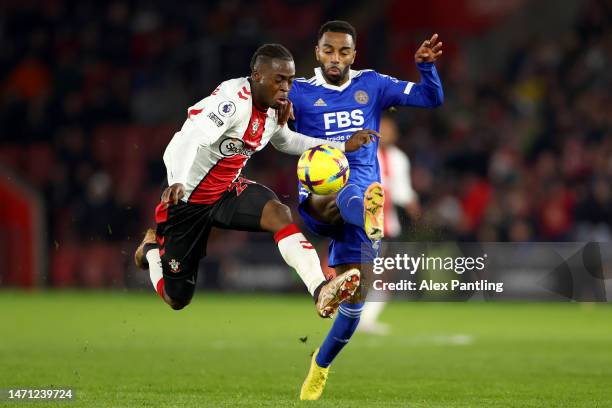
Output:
(218, 101), (236, 117)
(354, 90), (369, 105)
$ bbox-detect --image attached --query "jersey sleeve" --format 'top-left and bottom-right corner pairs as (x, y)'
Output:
(376, 63), (444, 110)
(187, 91), (238, 146)
(163, 88), (238, 185)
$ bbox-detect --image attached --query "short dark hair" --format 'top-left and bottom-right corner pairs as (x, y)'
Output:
(317, 20), (357, 44)
(250, 44), (293, 72)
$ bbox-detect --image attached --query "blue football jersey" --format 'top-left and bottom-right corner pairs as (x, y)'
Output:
(290, 63), (443, 191)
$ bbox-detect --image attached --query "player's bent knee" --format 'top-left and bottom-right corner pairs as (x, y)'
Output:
(306, 194), (340, 225)
(271, 200), (292, 221)
(261, 200), (293, 231)
(167, 297), (191, 310)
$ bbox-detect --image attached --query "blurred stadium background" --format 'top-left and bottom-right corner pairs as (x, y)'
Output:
(2, 1), (612, 407)
(2, 0), (611, 290)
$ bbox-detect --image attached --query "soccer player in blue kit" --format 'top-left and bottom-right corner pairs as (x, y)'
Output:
(290, 21), (444, 400)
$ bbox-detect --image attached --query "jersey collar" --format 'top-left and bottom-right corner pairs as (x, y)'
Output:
(313, 67), (357, 91)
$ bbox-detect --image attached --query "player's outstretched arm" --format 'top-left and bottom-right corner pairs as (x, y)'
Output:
(270, 126), (378, 155)
(410, 33), (444, 107)
(270, 124), (344, 155)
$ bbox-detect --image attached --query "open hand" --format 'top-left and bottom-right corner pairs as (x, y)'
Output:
(415, 33), (443, 63)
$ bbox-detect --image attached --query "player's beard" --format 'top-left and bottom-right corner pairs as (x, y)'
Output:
(320, 63), (350, 85)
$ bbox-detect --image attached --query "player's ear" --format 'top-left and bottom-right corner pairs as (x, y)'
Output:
(314, 46), (320, 62)
(251, 70), (261, 82)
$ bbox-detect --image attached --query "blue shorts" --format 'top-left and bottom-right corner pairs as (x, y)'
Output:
(298, 184), (379, 267)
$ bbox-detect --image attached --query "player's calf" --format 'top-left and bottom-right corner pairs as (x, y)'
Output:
(135, 228), (170, 303)
(263, 199), (361, 317)
(135, 229), (197, 310)
(262, 200), (332, 313)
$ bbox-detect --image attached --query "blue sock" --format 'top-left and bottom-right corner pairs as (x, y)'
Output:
(336, 184), (364, 228)
(315, 302), (363, 368)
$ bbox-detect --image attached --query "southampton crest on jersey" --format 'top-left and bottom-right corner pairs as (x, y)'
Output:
(218, 101), (236, 117)
(168, 259), (181, 273)
(354, 90), (369, 105)
(251, 118), (260, 135)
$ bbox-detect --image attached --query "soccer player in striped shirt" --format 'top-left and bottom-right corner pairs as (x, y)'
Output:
(134, 44), (377, 317)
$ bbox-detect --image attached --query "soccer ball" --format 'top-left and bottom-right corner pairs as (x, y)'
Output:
(297, 144), (350, 195)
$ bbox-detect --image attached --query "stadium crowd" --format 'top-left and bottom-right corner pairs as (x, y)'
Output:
(1, 0), (610, 286)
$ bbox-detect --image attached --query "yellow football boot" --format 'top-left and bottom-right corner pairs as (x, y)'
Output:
(364, 182), (384, 241)
(300, 348), (329, 400)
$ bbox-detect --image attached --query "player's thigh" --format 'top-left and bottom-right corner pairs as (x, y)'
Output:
(211, 182), (279, 232)
(155, 201), (212, 302)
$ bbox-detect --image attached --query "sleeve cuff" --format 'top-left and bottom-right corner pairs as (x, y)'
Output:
(416, 61), (435, 71)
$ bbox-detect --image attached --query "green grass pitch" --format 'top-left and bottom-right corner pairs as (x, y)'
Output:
(1, 291), (612, 407)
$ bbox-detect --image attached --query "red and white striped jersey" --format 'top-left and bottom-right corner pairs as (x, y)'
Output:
(163, 77), (337, 204)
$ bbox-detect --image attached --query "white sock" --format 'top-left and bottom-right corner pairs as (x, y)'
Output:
(361, 301), (387, 325)
(274, 224), (326, 296)
(145, 248), (164, 297)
